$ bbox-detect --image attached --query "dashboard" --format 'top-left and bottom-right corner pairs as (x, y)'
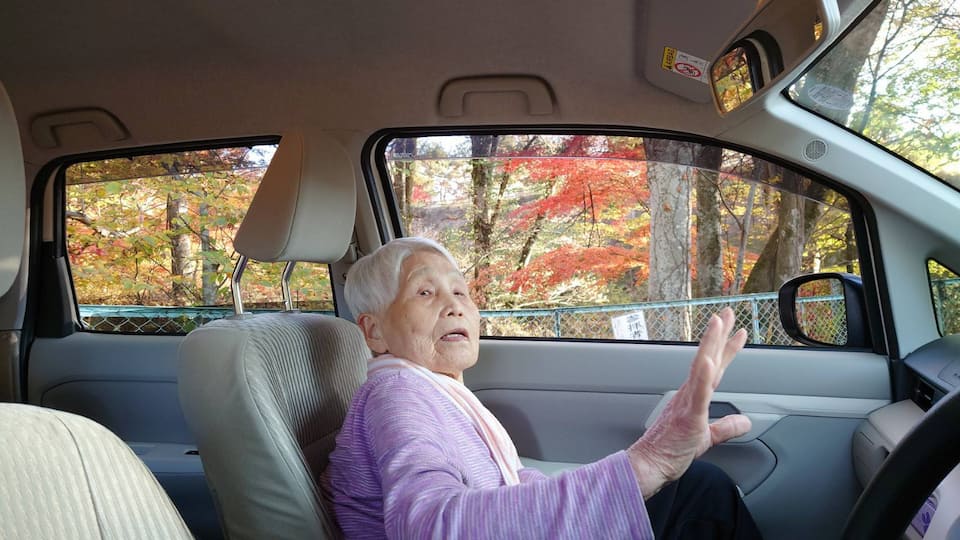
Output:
(854, 335), (960, 538)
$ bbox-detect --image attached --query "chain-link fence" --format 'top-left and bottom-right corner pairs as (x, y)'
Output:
(480, 293), (842, 345)
(79, 305), (335, 334)
(73, 277), (960, 342)
(79, 292), (848, 345)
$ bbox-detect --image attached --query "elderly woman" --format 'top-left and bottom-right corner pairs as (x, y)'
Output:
(327, 237), (762, 539)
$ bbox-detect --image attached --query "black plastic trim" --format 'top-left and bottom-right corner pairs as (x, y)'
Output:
(359, 136), (391, 244)
(745, 30), (784, 79)
(724, 39), (765, 94)
(778, 272), (871, 349)
(361, 125), (887, 354)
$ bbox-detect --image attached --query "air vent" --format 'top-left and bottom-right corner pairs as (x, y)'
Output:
(803, 138), (828, 161)
(914, 379), (935, 411)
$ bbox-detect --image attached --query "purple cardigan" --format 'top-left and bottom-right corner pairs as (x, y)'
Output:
(326, 368), (654, 539)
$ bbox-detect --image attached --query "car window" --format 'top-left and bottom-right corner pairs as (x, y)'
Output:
(65, 145), (334, 334)
(381, 133), (859, 345)
(787, 0), (960, 191)
(928, 259), (960, 336)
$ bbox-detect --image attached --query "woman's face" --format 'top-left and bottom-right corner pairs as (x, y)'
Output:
(359, 250), (481, 379)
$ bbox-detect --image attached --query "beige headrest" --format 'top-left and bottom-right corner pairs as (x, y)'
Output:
(0, 82), (25, 297)
(234, 132), (356, 263)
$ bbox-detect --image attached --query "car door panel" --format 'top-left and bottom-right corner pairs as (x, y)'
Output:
(28, 333), (221, 539)
(28, 333), (188, 441)
(467, 339), (890, 540)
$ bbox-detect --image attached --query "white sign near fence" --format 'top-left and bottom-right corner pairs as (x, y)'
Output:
(611, 310), (649, 340)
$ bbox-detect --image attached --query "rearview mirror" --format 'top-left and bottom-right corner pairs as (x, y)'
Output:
(778, 273), (870, 348)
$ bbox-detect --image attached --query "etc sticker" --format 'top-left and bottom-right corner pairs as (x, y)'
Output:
(662, 47), (709, 84)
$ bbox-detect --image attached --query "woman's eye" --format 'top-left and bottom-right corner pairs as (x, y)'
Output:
(454, 291), (465, 296)
(418, 289), (433, 296)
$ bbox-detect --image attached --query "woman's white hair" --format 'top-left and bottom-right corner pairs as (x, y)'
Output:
(344, 237), (461, 316)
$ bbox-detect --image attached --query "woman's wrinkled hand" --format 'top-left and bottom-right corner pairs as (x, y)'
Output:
(626, 307), (751, 499)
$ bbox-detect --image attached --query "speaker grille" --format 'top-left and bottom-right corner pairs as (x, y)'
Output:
(804, 139), (828, 161)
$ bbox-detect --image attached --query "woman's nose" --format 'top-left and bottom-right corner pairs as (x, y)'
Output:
(442, 292), (465, 317)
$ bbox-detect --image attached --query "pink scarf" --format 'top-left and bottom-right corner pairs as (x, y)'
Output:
(367, 355), (522, 486)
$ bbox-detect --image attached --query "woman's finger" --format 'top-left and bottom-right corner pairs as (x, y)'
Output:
(720, 328), (748, 371)
(708, 414), (753, 446)
(689, 314), (723, 405)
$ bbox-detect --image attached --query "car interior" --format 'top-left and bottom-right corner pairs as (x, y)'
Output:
(2, 0), (960, 539)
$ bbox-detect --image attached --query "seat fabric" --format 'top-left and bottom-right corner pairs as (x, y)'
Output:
(179, 312), (369, 539)
(0, 403), (193, 540)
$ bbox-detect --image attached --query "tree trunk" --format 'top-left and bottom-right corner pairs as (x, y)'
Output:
(469, 135), (500, 308)
(742, 171), (829, 293)
(392, 138), (417, 230)
(167, 193), (191, 304)
(644, 139), (693, 340)
(693, 145), (723, 297)
(845, 222), (857, 273)
(199, 202), (218, 305)
(797, 0), (889, 126)
(732, 183), (757, 293)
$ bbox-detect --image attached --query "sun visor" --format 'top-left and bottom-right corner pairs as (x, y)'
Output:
(640, 0), (758, 103)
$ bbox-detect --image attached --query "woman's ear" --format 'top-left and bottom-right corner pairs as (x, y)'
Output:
(357, 313), (388, 354)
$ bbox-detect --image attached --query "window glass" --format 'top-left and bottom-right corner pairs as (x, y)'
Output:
(788, 0), (960, 191)
(66, 145), (334, 334)
(382, 134), (859, 345)
(928, 259), (960, 336)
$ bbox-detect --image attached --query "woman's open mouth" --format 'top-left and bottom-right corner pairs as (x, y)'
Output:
(440, 329), (469, 342)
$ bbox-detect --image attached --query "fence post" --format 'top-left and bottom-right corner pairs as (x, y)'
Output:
(554, 309), (562, 338)
(750, 298), (761, 344)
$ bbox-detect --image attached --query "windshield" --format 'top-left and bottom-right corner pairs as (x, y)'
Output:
(788, 0), (960, 190)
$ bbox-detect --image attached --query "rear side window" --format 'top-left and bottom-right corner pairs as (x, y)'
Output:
(381, 134), (859, 345)
(66, 145), (334, 334)
(928, 259), (960, 336)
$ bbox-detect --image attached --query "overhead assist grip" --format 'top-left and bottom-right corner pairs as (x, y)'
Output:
(30, 108), (129, 148)
(438, 75), (556, 118)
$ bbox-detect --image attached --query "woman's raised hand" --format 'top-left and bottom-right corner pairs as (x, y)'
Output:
(626, 307), (751, 499)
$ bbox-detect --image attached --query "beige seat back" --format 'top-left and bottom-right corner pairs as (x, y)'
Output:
(0, 403), (194, 539)
(178, 132), (369, 540)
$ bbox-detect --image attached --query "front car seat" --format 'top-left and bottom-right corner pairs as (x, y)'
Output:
(178, 132), (370, 539)
(0, 404), (195, 539)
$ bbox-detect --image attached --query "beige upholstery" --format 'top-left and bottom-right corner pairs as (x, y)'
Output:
(0, 403), (193, 540)
(179, 131), (370, 539)
(179, 314), (369, 539)
(233, 131), (357, 263)
(0, 81), (25, 297)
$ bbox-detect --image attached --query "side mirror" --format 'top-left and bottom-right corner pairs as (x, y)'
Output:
(778, 273), (870, 348)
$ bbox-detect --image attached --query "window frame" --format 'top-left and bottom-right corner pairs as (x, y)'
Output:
(27, 136), (284, 339)
(363, 126), (890, 354)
